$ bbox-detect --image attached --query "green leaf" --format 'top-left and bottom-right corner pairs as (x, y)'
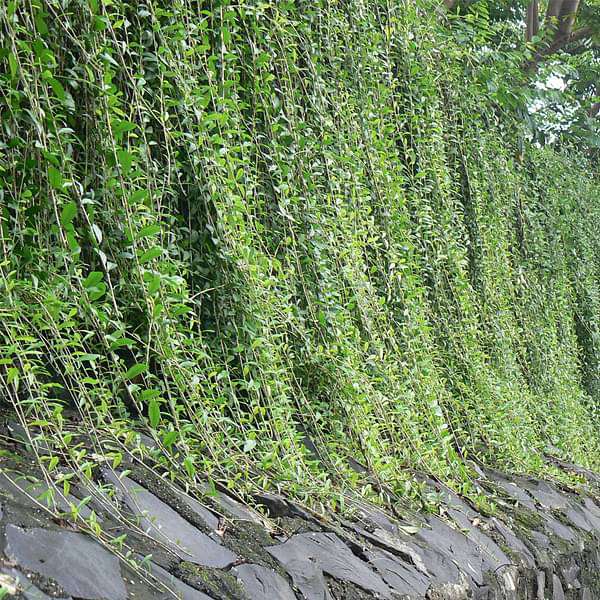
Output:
(60, 202), (77, 227)
(138, 224), (161, 239)
(123, 363), (147, 380)
(8, 52), (17, 79)
(88, 283), (106, 301)
(76, 353), (102, 363)
(48, 166), (65, 190)
(148, 399), (160, 429)
(162, 431), (178, 449)
(117, 149), (134, 175)
(128, 189), (148, 205)
(83, 271), (103, 289)
(35, 13), (49, 35)
(139, 247), (162, 264)
(146, 274), (161, 295)
(48, 77), (66, 101)
(140, 388), (161, 401)
(183, 455), (196, 478)
(109, 337), (136, 350)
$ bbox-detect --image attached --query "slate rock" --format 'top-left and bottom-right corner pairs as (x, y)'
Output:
(552, 574), (565, 600)
(541, 514), (577, 543)
(417, 516), (487, 585)
(267, 532), (392, 599)
(142, 561), (214, 600)
(445, 507), (510, 570)
(0, 472), (93, 519)
(520, 480), (569, 511)
(197, 481), (265, 525)
(7, 422), (52, 455)
(566, 499), (600, 532)
(354, 525), (430, 577)
(366, 548), (430, 596)
(350, 506), (457, 586)
(472, 586), (490, 600)
(178, 491), (220, 532)
(0, 567), (71, 600)
(536, 571), (546, 600)
(425, 574), (470, 600)
(233, 563), (297, 600)
(561, 561), (581, 589)
(103, 470), (237, 568)
(351, 503), (400, 533)
(491, 518), (536, 568)
(4, 525), (127, 600)
(483, 471), (537, 510)
(530, 530), (551, 549)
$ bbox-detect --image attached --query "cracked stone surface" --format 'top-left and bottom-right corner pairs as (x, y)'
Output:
(102, 469), (238, 568)
(233, 563), (297, 600)
(365, 548), (430, 596)
(141, 561), (215, 600)
(4, 525), (127, 600)
(1, 424), (600, 599)
(266, 531), (393, 598)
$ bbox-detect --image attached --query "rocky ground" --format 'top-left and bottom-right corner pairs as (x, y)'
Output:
(0, 420), (599, 599)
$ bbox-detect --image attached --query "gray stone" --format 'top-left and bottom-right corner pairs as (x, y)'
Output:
(445, 508), (510, 570)
(491, 518), (536, 568)
(177, 491), (220, 532)
(142, 561), (214, 600)
(425, 574), (470, 600)
(0, 567), (71, 600)
(103, 470), (237, 568)
(472, 586), (490, 600)
(417, 516), (488, 585)
(571, 499), (600, 531)
(354, 526), (430, 577)
(233, 564), (296, 600)
(536, 571), (545, 600)
(7, 422), (52, 455)
(356, 519), (460, 586)
(541, 514), (577, 542)
(530, 530), (551, 549)
(561, 561), (580, 588)
(267, 532), (392, 599)
(497, 565), (518, 600)
(198, 482), (264, 525)
(0, 472), (92, 518)
(254, 491), (314, 521)
(552, 574), (565, 600)
(564, 506), (596, 532)
(351, 502), (401, 533)
(483, 470), (537, 510)
(4, 525), (127, 600)
(366, 548), (430, 596)
(520, 480), (569, 511)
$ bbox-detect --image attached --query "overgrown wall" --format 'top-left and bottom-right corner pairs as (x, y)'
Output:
(0, 0), (599, 505)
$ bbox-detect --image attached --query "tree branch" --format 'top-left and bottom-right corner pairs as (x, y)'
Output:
(527, 26), (593, 70)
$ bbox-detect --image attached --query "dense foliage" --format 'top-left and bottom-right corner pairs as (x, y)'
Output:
(0, 0), (599, 516)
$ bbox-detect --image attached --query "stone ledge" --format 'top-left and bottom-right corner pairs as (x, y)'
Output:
(0, 427), (598, 599)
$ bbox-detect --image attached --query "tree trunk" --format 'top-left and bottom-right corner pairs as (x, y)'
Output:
(526, 1), (540, 42)
(555, 0), (580, 44)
